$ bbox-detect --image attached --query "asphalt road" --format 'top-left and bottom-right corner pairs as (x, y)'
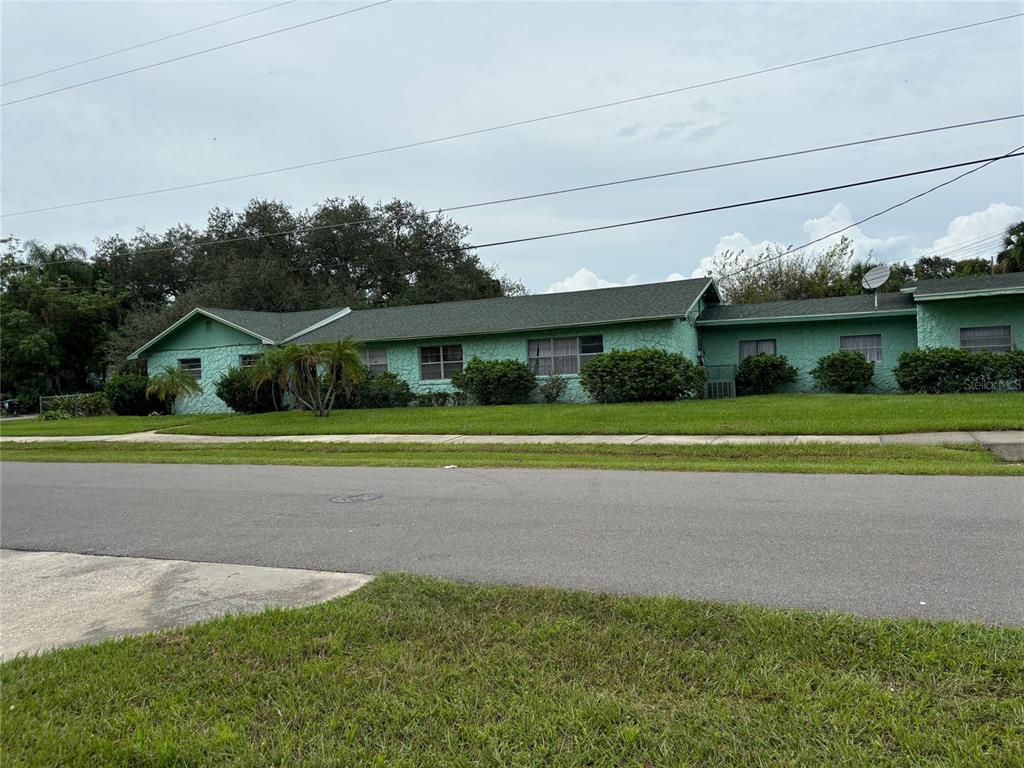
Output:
(2, 462), (1021, 624)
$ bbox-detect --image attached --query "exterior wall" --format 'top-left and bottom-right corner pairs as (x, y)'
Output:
(916, 296), (1024, 349)
(380, 318), (696, 403)
(699, 314), (919, 392)
(147, 343), (268, 413)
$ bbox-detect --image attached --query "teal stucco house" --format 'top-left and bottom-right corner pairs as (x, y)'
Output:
(129, 272), (1024, 413)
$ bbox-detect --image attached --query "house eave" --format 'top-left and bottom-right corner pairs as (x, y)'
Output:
(911, 287), (1024, 301)
(280, 307), (353, 343)
(696, 308), (918, 326)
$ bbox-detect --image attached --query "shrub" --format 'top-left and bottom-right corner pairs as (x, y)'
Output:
(810, 350), (875, 393)
(735, 354), (798, 395)
(104, 373), (163, 415)
(894, 347), (999, 393)
(415, 391), (454, 407)
(997, 349), (1024, 389)
(451, 357), (536, 405)
(580, 348), (705, 403)
(345, 372), (416, 409)
(215, 366), (278, 413)
(38, 392), (112, 419)
(538, 374), (569, 403)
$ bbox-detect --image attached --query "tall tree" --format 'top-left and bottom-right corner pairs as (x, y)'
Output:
(995, 221), (1024, 273)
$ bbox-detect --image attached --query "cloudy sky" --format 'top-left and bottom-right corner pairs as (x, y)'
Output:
(2, 1), (1022, 294)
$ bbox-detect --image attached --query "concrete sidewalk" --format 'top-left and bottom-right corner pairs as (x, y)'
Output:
(2, 429), (1024, 446)
(0, 549), (372, 659)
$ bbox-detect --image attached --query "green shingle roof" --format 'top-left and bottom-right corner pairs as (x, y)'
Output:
(200, 307), (347, 343)
(905, 272), (1024, 298)
(293, 279), (713, 343)
(697, 292), (916, 323)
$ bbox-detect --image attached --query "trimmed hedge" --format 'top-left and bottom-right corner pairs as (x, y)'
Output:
(580, 348), (705, 403)
(344, 372), (416, 409)
(104, 373), (163, 416)
(735, 354), (797, 396)
(215, 367), (278, 414)
(894, 347), (1024, 393)
(810, 350), (875, 393)
(451, 358), (536, 405)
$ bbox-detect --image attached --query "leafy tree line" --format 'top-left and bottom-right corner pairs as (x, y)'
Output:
(1, 197), (525, 407)
(710, 222), (1023, 304)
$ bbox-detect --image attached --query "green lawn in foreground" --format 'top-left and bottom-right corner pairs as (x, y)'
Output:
(2, 393), (1020, 438)
(3, 440), (1020, 475)
(2, 575), (1021, 766)
(160, 393), (1024, 436)
(0, 413), (228, 437)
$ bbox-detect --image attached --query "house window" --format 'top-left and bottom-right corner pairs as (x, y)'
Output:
(419, 345), (463, 380)
(739, 339), (776, 360)
(960, 326), (1012, 353)
(179, 358), (202, 380)
(239, 354), (261, 368)
(840, 334), (883, 362)
(361, 346), (388, 376)
(527, 335), (604, 375)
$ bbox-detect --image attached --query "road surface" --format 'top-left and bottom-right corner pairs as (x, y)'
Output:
(2, 462), (1021, 623)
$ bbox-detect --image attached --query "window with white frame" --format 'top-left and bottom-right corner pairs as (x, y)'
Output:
(179, 358), (202, 380)
(840, 334), (883, 362)
(960, 326), (1012, 353)
(527, 335), (604, 375)
(738, 339), (776, 360)
(419, 345), (463, 380)
(239, 353), (261, 368)
(360, 346), (388, 376)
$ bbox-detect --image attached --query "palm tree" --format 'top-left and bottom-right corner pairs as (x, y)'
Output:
(995, 221), (1024, 274)
(249, 340), (364, 417)
(146, 365), (203, 414)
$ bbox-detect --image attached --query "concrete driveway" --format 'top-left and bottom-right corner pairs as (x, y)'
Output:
(0, 549), (370, 659)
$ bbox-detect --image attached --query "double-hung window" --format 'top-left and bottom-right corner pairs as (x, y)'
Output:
(360, 346), (388, 376)
(840, 334), (883, 362)
(527, 335), (604, 375)
(419, 345), (463, 380)
(239, 353), (261, 368)
(960, 326), (1012, 353)
(178, 358), (202, 380)
(738, 339), (776, 361)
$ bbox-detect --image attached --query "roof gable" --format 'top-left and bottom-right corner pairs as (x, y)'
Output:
(128, 306), (348, 359)
(292, 279), (714, 343)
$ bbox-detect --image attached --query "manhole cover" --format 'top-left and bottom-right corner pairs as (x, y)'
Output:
(331, 493), (384, 504)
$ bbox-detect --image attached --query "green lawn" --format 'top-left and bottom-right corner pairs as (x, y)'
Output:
(2, 393), (1021, 438)
(3, 575), (1021, 766)
(3, 440), (1021, 476)
(0, 413), (228, 437)
(161, 393), (1024, 436)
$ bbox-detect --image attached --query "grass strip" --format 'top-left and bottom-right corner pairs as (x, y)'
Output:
(3, 574), (1022, 766)
(2, 440), (1020, 475)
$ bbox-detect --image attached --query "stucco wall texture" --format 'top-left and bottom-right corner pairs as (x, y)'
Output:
(916, 296), (1024, 349)
(699, 315), (919, 392)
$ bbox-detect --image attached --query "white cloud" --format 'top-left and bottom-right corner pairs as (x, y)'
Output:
(689, 232), (780, 278)
(664, 272), (687, 281)
(911, 202), (1023, 260)
(545, 268), (639, 293)
(800, 204), (905, 261)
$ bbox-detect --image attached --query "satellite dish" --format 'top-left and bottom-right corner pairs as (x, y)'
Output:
(861, 264), (892, 291)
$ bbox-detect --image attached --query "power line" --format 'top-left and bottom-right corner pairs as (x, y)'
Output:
(722, 145), (1024, 279)
(0, 0), (393, 107)
(6, 151), (1023, 288)
(1, 1), (297, 87)
(5, 11), (1022, 214)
